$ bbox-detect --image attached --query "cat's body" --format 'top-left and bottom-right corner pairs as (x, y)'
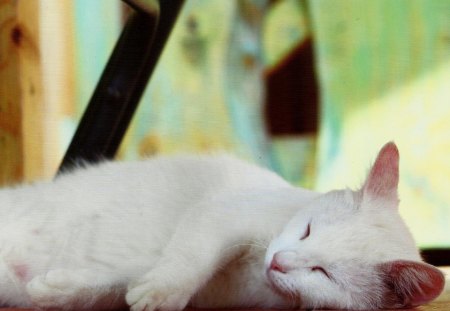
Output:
(0, 143), (444, 310)
(0, 155), (299, 309)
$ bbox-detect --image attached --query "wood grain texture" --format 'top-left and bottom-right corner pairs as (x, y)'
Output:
(0, 0), (25, 185)
(16, 0), (45, 182)
(0, 0), (44, 185)
(0, 300), (449, 311)
(38, 0), (77, 177)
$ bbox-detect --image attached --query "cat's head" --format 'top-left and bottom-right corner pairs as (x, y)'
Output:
(265, 142), (445, 309)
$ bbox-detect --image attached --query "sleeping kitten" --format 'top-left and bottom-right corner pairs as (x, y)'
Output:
(0, 142), (444, 310)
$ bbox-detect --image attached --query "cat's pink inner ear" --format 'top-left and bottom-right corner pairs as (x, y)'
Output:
(362, 142), (399, 202)
(379, 260), (445, 308)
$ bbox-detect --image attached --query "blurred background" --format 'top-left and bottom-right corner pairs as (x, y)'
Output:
(0, 0), (449, 248)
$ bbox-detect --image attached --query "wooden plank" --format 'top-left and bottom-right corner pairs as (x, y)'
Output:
(0, 0), (44, 185)
(0, 299), (449, 310)
(39, 0), (77, 177)
(16, 0), (45, 182)
(0, 0), (78, 183)
(0, 0), (25, 185)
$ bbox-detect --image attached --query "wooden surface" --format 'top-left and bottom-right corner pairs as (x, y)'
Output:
(0, 295), (449, 311)
(0, 293), (448, 310)
(0, 301), (449, 311)
(0, 0), (26, 185)
(0, 0), (44, 185)
(0, 269), (448, 311)
(38, 0), (77, 177)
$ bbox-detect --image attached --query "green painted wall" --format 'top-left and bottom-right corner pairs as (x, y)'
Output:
(67, 0), (450, 247)
(311, 0), (450, 247)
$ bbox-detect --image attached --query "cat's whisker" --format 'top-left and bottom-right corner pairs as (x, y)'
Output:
(248, 239), (269, 249)
(225, 243), (267, 252)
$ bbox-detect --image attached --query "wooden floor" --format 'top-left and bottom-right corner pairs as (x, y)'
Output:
(411, 300), (450, 311)
(0, 301), (449, 311)
(0, 285), (448, 311)
(0, 281), (447, 311)
(0, 294), (449, 310)
(0, 306), (449, 311)
(0, 293), (448, 311)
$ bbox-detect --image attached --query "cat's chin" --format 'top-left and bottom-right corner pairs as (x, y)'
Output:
(265, 270), (301, 305)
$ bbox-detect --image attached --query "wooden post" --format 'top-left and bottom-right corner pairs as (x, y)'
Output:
(39, 0), (76, 177)
(0, 0), (44, 185)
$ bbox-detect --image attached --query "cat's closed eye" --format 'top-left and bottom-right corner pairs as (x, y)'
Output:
(300, 223), (311, 240)
(311, 266), (331, 279)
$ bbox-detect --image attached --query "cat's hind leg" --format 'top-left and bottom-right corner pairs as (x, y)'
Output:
(26, 268), (126, 310)
(0, 260), (33, 307)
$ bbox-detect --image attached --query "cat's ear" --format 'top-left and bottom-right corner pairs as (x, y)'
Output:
(361, 142), (399, 204)
(378, 260), (445, 308)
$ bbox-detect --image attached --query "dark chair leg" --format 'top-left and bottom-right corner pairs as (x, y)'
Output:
(58, 0), (185, 173)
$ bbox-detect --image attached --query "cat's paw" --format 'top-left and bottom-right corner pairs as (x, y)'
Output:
(26, 269), (90, 308)
(126, 275), (192, 311)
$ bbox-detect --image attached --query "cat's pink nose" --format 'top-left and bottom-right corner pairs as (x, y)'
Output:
(270, 253), (286, 273)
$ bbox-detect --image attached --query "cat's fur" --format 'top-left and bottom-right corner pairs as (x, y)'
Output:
(0, 142), (444, 310)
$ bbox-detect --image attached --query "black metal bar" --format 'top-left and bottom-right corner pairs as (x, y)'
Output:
(58, 0), (185, 172)
(421, 248), (450, 266)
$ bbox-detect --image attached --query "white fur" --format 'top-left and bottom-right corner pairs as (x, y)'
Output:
(0, 147), (442, 310)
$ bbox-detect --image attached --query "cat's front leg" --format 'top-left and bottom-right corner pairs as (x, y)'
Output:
(126, 199), (253, 311)
(126, 266), (192, 311)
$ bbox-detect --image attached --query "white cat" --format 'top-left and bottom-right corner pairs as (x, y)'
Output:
(0, 142), (444, 310)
